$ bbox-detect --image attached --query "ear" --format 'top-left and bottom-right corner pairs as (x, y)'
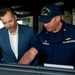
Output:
(14, 15), (17, 20)
(56, 15), (61, 22)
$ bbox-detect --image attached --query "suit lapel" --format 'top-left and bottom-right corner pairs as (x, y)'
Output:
(18, 25), (24, 58)
(4, 29), (17, 60)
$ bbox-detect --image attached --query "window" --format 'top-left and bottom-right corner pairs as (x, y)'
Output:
(0, 20), (4, 29)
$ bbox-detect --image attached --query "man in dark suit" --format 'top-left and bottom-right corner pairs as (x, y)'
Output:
(0, 7), (38, 65)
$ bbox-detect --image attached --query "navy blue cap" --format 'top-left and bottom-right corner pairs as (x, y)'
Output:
(38, 4), (61, 23)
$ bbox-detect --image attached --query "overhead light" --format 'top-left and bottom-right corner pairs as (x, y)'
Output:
(54, 2), (64, 6)
(14, 11), (31, 15)
(11, 5), (22, 9)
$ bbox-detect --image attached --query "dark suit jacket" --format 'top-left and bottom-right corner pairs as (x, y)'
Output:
(0, 24), (36, 64)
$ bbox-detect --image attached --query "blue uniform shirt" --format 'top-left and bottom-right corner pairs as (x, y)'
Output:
(32, 21), (75, 66)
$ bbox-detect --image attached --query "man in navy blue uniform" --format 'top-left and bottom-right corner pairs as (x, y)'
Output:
(18, 3), (75, 67)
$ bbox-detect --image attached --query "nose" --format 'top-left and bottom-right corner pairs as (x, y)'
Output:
(7, 24), (10, 28)
(5, 23), (10, 28)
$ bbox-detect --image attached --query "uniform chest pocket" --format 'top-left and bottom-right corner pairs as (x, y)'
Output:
(42, 43), (75, 54)
(42, 44), (53, 55)
(55, 43), (75, 57)
(62, 43), (75, 48)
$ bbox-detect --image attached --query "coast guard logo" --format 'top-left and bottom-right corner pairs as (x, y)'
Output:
(63, 38), (75, 44)
(41, 7), (50, 16)
(43, 40), (49, 45)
